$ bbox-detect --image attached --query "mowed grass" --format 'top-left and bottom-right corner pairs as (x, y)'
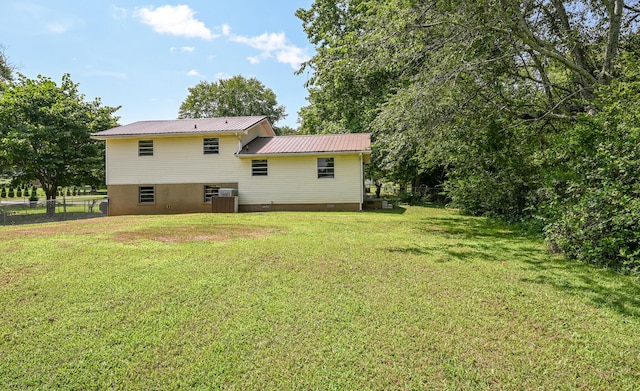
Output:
(0, 207), (638, 390)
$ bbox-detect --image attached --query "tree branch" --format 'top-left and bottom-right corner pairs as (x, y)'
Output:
(512, 12), (598, 89)
(600, 0), (624, 84)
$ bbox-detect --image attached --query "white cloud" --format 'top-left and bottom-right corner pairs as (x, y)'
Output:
(187, 69), (204, 77)
(228, 30), (310, 69)
(14, 3), (82, 34)
(111, 6), (127, 20)
(46, 22), (72, 34)
(170, 46), (195, 53)
(134, 5), (217, 40)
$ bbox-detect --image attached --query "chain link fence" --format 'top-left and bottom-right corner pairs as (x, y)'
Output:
(0, 196), (108, 225)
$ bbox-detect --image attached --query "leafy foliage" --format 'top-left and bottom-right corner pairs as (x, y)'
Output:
(298, 0), (640, 271)
(0, 74), (119, 215)
(543, 56), (640, 272)
(178, 75), (287, 127)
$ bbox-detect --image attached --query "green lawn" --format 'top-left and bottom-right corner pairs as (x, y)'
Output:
(1, 207), (638, 389)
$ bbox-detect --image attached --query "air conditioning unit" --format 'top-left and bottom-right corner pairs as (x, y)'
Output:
(219, 188), (238, 197)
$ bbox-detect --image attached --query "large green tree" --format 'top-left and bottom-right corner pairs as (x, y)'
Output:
(0, 74), (120, 215)
(298, 0), (637, 206)
(178, 75), (287, 130)
(298, 0), (640, 269)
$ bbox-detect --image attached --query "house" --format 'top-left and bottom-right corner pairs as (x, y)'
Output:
(91, 116), (371, 215)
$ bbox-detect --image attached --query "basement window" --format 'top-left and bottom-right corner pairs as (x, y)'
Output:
(139, 186), (155, 204)
(138, 140), (154, 156)
(317, 157), (335, 178)
(252, 160), (268, 176)
(204, 185), (220, 202)
(203, 138), (219, 154)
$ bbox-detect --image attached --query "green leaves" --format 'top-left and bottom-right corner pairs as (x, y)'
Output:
(177, 75), (287, 126)
(0, 74), (119, 209)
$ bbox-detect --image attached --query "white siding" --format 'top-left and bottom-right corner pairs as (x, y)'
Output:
(238, 155), (363, 205)
(106, 136), (364, 206)
(105, 136), (243, 185)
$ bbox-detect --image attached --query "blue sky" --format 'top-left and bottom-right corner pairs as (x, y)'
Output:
(0, 1), (314, 128)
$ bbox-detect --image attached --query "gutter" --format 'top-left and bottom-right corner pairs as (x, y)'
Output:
(91, 131), (243, 140)
(235, 150), (371, 158)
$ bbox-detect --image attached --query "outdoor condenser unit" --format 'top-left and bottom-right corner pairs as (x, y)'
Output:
(219, 188), (238, 197)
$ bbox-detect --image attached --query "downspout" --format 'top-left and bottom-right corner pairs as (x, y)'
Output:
(359, 153), (364, 211)
(235, 132), (242, 153)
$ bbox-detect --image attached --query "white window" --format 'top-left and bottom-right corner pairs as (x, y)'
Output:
(139, 186), (155, 204)
(317, 157), (335, 178)
(203, 138), (219, 154)
(138, 140), (153, 156)
(252, 160), (268, 176)
(204, 185), (219, 202)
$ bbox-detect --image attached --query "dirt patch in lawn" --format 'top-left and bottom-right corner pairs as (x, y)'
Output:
(0, 217), (145, 238)
(112, 224), (278, 243)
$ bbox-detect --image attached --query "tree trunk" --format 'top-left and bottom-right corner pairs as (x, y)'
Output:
(45, 186), (57, 216)
(600, 0), (624, 84)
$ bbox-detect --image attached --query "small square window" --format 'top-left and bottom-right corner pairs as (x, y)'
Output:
(252, 159), (268, 176)
(204, 185), (219, 202)
(317, 157), (334, 178)
(139, 186), (155, 204)
(138, 140), (153, 156)
(203, 138), (219, 154)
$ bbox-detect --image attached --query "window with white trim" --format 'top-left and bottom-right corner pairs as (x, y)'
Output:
(204, 185), (219, 202)
(138, 140), (153, 156)
(203, 138), (219, 154)
(317, 157), (335, 178)
(252, 159), (268, 176)
(139, 186), (155, 204)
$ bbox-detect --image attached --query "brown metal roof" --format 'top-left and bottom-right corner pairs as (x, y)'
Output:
(92, 116), (269, 138)
(238, 133), (371, 155)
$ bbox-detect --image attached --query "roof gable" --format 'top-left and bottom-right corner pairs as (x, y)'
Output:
(238, 133), (371, 156)
(92, 116), (273, 138)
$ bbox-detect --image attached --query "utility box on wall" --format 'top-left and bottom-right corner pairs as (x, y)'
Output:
(212, 196), (238, 213)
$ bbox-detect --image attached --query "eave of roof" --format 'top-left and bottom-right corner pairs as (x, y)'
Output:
(91, 116), (271, 139)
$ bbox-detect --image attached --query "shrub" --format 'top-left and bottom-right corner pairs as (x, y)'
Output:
(546, 190), (640, 273)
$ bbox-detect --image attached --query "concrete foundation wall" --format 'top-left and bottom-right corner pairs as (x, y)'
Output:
(107, 184), (360, 215)
(239, 203), (361, 213)
(107, 183), (237, 216)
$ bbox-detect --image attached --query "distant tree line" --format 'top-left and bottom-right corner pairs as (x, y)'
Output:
(296, 0), (640, 272)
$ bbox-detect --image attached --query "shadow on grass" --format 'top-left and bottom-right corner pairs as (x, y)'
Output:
(417, 215), (540, 242)
(521, 257), (640, 318)
(388, 209), (640, 319)
(0, 212), (106, 226)
(363, 206), (407, 215)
